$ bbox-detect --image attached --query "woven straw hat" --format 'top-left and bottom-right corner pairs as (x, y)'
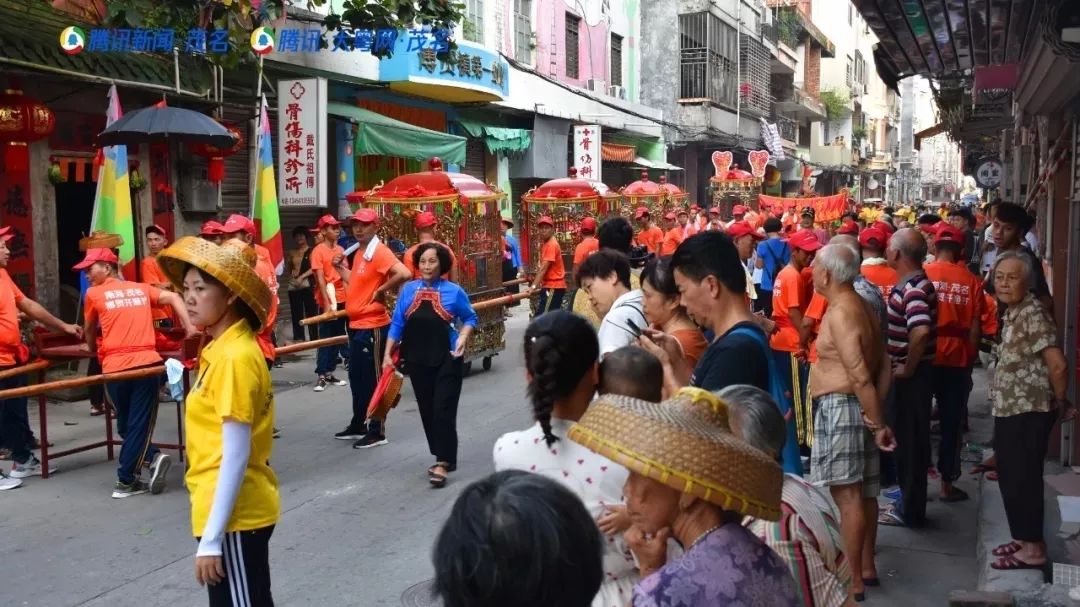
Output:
(157, 237), (271, 332)
(568, 387), (783, 520)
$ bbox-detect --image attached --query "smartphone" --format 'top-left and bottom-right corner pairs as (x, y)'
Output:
(626, 318), (643, 338)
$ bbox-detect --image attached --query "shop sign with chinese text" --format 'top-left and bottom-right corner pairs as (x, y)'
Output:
(378, 39), (509, 102)
(277, 78), (327, 207)
(574, 125), (601, 182)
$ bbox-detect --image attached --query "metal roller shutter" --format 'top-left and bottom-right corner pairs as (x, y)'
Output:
(462, 137), (487, 180)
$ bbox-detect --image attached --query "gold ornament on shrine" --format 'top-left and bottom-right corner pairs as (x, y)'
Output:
(0, 88), (56, 175)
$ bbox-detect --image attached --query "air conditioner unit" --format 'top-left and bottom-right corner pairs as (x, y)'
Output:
(608, 85), (626, 99)
(586, 79), (606, 92)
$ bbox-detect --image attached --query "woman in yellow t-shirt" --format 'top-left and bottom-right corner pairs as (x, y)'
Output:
(158, 237), (278, 607)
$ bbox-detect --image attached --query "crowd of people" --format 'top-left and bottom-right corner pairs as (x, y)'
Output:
(0, 192), (1073, 606)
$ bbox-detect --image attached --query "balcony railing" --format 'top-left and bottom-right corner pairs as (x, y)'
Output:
(760, 21), (779, 47)
(773, 114), (798, 142)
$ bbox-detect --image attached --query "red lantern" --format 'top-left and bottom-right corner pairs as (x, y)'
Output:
(0, 89), (56, 175)
(189, 122), (245, 184)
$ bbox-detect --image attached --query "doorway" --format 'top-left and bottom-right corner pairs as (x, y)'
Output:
(53, 163), (96, 321)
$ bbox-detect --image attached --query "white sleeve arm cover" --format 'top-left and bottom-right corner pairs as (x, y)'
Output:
(196, 420), (252, 557)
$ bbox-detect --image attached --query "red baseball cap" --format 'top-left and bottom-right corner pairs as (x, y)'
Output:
(837, 220), (859, 236)
(72, 248), (119, 270)
(727, 221), (765, 240)
(350, 208), (379, 224)
(732, 205), (748, 216)
(313, 214), (341, 231)
(537, 216), (554, 227)
(788, 229), (823, 252)
(920, 221), (944, 235)
(690, 204), (701, 212)
(934, 224), (965, 245)
(676, 208), (689, 216)
(580, 217), (597, 233)
(858, 226), (889, 250)
(145, 224), (166, 237)
(199, 220), (224, 236)
(221, 214), (256, 236)
(414, 211), (437, 230)
(0, 226), (11, 242)
(663, 211), (677, 221)
(633, 206), (651, 220)
(872, 220), (895, 234)
(709, 207), (721, 215)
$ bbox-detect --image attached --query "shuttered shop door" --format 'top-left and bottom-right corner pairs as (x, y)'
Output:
(462, 137), (487, 180)
(220, 106), (255, 215)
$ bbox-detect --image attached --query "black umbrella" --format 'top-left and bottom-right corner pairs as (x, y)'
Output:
(97, 106), (239, 148)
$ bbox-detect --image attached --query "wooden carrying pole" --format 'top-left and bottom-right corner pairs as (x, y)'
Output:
(0, 360), (50, 382)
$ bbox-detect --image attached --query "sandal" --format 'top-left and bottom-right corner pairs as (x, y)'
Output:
(992, 541), (1022, 557)
(429, 463), (449, 488)
(986, 471), (999, 482)
(940, 486), (970, 503)
(90, 403), (106, 416)
(878, 506), (905, 527)
(971, 463), (997, 475)
(427, 462), (457, 474)
(990, 554), (1045, 571)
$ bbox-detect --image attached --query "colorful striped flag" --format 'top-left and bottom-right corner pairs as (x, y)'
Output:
(90, 85), (136, 280)
(252, 95), (284, 275)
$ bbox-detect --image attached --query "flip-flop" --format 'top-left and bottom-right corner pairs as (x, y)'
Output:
(863, 577), (881, 587)
(971, 463), (997, 475)
(429, 467), (448, 488)
(990, 555), (1045, 571)
(940, 487), (970, 503)
(992, 541), (1022, 557)
(986, 471), (999, 482)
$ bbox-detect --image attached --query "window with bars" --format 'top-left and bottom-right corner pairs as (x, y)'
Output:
(514, 0), (532, 63)
(678, 12), (738, 107)
(854, 51), (867, 93)
(610, 33), (623, 87)
(565, 13), (581, 79)
(464, 0), (484, 43)
(845, 55), (853, 88)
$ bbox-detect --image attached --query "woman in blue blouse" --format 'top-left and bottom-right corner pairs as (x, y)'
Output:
(384, 242), (477, 487)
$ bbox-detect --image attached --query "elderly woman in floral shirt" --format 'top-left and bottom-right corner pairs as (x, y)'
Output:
(988, 251), (1074, 571)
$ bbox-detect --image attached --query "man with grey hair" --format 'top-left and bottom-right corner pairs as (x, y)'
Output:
(884, 228), (938, 528)
(723, 384), (854, 607)
(808, 243), (896, 602)
(801, 235), (888, 355)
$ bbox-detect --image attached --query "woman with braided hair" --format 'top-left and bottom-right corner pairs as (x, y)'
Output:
(493, 310), (639, 607)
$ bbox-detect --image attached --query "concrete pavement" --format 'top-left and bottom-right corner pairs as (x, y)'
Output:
(0, 307), (988, 606)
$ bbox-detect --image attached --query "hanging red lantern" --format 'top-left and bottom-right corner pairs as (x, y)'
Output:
(0, 88), (56, 175)
(189, 121), (245, 184)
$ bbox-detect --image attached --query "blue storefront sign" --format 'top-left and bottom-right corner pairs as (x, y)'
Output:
(378, 39), (509, 102)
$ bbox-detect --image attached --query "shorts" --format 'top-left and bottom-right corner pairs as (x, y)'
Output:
(810, 393), (880, 499)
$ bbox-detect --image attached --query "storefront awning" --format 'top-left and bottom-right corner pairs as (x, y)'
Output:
(455, 119), (532, 155)
(601, 142), (637, 163)
(632, 157), (684, 171)
(328, 102), (466, 166)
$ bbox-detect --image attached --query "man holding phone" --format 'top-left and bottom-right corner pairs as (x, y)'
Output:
(574, 249), (646, 358)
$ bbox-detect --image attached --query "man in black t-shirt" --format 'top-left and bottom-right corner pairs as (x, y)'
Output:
(985, 203), (1051, 314)
(639, 231), (770, 395)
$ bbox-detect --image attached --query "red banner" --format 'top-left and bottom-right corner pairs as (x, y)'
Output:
(149, 143), (174, 242)
(758, 192), (848, 224)
(0, 171), (35, 297)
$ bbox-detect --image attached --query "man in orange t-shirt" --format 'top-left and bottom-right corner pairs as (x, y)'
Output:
(141, 224), (175, 326)
(221, 214), (272, 267)
(403, 211), (458, 282)
(529, 215), (567, 316)
(859, 226), (898, 301)
(572, 217), (600, 271)
(659, 212), (684, 256)
(633, 207), (663, 255)
(79, 247), (193, 498)
(925, 225), (983, 502)
(341, 208), (411, 447)
(309, 214), (348, 391)
(0, 227), (82, 484)
(769, 230), (821, 447)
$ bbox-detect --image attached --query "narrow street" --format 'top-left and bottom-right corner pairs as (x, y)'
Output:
(0, 305), (989, 606)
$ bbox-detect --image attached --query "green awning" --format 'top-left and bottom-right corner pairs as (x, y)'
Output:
(455, 119), (532, 155)
(329, 102), (466, 166)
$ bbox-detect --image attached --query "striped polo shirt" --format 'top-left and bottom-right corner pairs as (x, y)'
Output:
(886, 271), (938, 366)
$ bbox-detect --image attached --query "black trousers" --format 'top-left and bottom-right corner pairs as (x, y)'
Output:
(88, 357), (105, 406)
(894, 362), (933, 526)
(287, 287), (318, 342)
(995, 411), (1056, 542)
(200, 525), (275, 607)
(756, 288), (774, 317)
(409, 356), (464, 466)
(0, 372), (31, 463)
(932, 365), (971, 483)
(534, 288), (565, 317)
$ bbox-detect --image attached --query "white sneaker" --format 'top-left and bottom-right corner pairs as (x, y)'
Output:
(10, 456), (56, 479)
(313, 377), (327, 392)
(0, 473), (22, 491)
(148, 453), (171, 495)
(326, 375), (348, 387)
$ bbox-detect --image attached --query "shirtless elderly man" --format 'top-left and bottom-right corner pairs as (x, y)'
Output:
(808, 243), (897, 603)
